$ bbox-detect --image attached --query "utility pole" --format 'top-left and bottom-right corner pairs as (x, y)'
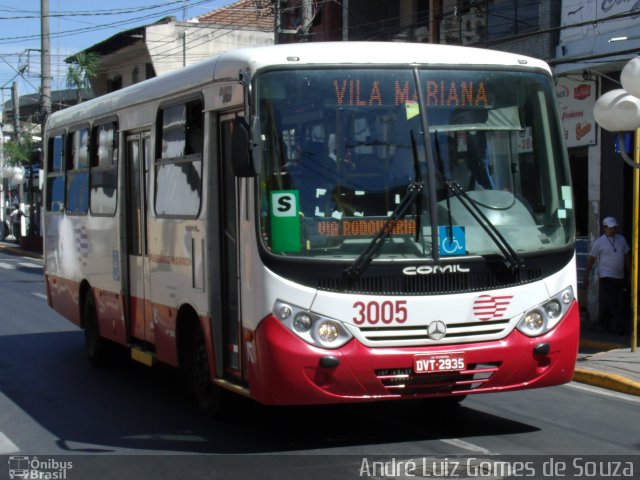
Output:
(11, 82), (20, 143)
(41, 0), (51, 127)
(10, 80), (24, 240)
(342, 0), (349, 41)
(36, 0), (51, 240)
(430, 0), (441, 44)
(274, 0), (281, 44)
(300, 0), (313, 41)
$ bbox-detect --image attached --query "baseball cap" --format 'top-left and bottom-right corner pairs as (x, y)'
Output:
(603, 216), (618, 228)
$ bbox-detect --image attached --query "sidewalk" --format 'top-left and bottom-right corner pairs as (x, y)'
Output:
(576, 316), (640, 396)
(0, 237), (43, 259)
(2, 236), (639, 396)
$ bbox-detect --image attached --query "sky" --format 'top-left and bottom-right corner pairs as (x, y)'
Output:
(0, 0), (235, 101)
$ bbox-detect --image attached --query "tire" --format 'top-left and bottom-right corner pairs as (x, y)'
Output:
(83, 292), (111, 367)
(188, 324), (225, 417)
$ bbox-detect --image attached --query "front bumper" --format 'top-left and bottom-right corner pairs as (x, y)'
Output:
(247, 301), (580, 405)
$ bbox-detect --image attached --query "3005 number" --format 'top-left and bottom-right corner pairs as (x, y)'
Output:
(352, 300), (407, 325)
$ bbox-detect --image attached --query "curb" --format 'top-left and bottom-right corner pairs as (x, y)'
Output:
(0, 243), (42, 259)
(573, 367), (640, 397)
(579, 337), (627, 352)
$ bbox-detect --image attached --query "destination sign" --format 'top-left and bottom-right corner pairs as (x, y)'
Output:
(315, 218), (417, 238)
(332, 79), (491, 108)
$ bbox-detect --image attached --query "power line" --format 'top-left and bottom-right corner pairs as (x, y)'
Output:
(0, 0), (219, 44)
(0, 0), (197, 18)
(0, 1), (218, 99)
(72, 1), (274, 72)
(143, 3), (274, 61)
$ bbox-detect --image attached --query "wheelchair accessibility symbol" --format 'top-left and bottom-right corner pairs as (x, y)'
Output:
(438, 226), (466, 256)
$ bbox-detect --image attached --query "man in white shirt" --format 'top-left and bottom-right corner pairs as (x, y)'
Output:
(583, 216), (631, 334)
(9, 204), (23, 242)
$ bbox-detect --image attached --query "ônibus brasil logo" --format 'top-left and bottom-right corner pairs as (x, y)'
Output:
(8, 456), (73, 480)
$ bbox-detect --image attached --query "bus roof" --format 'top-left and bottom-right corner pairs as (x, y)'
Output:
(46, 42), (551, 131)
(214, 41), (551, 78)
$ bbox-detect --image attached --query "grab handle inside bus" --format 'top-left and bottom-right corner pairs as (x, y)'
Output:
(232, 115), (260, 177)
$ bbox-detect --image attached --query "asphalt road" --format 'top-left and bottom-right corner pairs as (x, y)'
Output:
(0, 250), (639, 479)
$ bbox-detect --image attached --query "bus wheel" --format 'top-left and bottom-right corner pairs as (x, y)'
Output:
(83, 292), (110, 367)
(189, 325), (224, 417)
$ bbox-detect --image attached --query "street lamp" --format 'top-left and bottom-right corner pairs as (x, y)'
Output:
(593, 57), (640, 352)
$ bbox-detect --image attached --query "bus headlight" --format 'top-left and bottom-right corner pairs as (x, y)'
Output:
(544, 300), (562, 319)
(521, 310), (544, 335)
(315, 320), (340, 345)
(273, 300), (353, 349)
(293, 313), (313, 332)
(516, 286), (574, 337)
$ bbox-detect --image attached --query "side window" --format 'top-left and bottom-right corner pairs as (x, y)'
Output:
(46, 134), (65, 213)
(160, 104), (186, 158)
(155, 98), (203, 217)
(186, 100), (203, 155)
(91, 122), (118, 215)
(66, 128), (90, 214)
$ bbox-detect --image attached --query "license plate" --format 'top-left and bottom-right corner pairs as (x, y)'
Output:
(414, 352), (466, 374)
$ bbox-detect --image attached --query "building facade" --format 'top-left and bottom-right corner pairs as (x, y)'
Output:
(555, 0), (640, 241)
(72, 0), (274, 97)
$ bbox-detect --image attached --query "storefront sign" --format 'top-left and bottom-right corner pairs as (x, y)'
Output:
(556, 77), (596, 148)
(560, 0), (640, 42)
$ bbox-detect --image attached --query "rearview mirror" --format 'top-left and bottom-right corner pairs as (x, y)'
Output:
(232, 116), (260, 177)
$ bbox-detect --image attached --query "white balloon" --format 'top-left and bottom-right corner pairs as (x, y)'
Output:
(593, 88), (640, 132)
(621, 57), (640, 100)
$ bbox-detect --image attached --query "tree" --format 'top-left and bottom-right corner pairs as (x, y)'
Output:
(66, 52), (99, 103)
(2, 134), (35, 167)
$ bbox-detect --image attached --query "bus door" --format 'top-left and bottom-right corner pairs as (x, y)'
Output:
(124, 132), (152, 344)
(214, 113), (242, 379)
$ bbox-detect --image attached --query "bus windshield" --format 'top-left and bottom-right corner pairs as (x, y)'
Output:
(257, 68), (573, 260)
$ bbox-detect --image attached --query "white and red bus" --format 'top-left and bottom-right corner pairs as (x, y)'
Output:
(43, 42), (578, 412)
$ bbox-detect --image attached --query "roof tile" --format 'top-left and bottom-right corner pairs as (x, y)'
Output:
(197, 0), (274, 31)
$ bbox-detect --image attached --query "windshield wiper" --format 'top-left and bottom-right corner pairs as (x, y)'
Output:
(445, 180), (524, 272)
(343, 131), (424, 282)
(432, 134), (523, 272)
(409, 130), (423, 244)
(343, 180), (423, 282)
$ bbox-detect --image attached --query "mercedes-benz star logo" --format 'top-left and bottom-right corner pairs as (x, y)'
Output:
(427, 320), (447, 340)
